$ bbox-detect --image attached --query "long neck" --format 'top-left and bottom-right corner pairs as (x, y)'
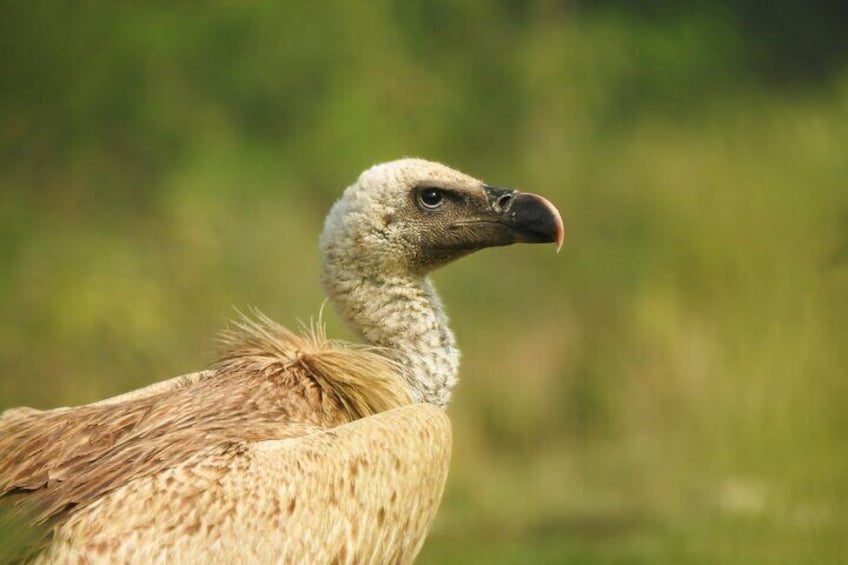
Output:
(321, 265), (459, 407)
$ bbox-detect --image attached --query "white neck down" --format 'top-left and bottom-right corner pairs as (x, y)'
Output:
(321, 262), (459, 407)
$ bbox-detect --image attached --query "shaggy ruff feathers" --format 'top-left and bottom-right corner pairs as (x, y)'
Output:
(0, 312), (410, 533)
(215, 310), (410, 420)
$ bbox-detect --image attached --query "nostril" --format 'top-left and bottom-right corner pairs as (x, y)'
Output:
(497, 193), (514, 210)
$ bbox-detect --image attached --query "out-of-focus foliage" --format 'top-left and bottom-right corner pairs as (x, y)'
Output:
(2, 1), (847, 562)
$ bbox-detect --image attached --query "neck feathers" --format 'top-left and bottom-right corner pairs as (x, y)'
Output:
(321, 261), (459, 407)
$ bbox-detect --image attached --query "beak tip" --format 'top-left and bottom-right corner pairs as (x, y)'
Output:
(537, 194), (564, 253)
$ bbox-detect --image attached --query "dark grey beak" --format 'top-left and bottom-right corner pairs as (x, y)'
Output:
(484, 185), (565, 251)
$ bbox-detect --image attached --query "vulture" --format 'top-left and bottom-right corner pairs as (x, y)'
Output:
(0, 159), (563, 564)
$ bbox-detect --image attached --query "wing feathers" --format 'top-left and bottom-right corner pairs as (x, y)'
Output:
(1, 312), (411, 535)
(36, 404), (451, 564)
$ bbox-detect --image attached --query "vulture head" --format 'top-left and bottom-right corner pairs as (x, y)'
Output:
(320, 158), (563, 276)
(320, 158), (563, 406)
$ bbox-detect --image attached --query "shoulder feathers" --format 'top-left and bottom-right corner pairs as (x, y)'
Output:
(0, 312), (410, 531)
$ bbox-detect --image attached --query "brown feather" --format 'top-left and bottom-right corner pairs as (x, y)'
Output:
(215, 309), (410, 420)
(31, 404), (451, 564)
(0, 311), (410, 535)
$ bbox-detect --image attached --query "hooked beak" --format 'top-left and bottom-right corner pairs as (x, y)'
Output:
(484, 185), (565, 252)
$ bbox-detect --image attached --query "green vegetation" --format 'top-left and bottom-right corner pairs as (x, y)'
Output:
(2, 2), (847, 562)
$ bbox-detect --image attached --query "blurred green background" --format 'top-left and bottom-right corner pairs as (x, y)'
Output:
(2, 1), (847, 563)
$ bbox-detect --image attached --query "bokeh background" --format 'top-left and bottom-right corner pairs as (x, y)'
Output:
(2, 1), (848, 563)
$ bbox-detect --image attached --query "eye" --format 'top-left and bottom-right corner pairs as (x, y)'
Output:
(418, 188), (444, 210)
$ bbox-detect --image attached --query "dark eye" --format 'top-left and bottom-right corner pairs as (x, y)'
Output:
(419, 188), (444, 209)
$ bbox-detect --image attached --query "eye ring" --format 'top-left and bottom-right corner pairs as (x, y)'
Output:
(418, 188), (444, 210)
